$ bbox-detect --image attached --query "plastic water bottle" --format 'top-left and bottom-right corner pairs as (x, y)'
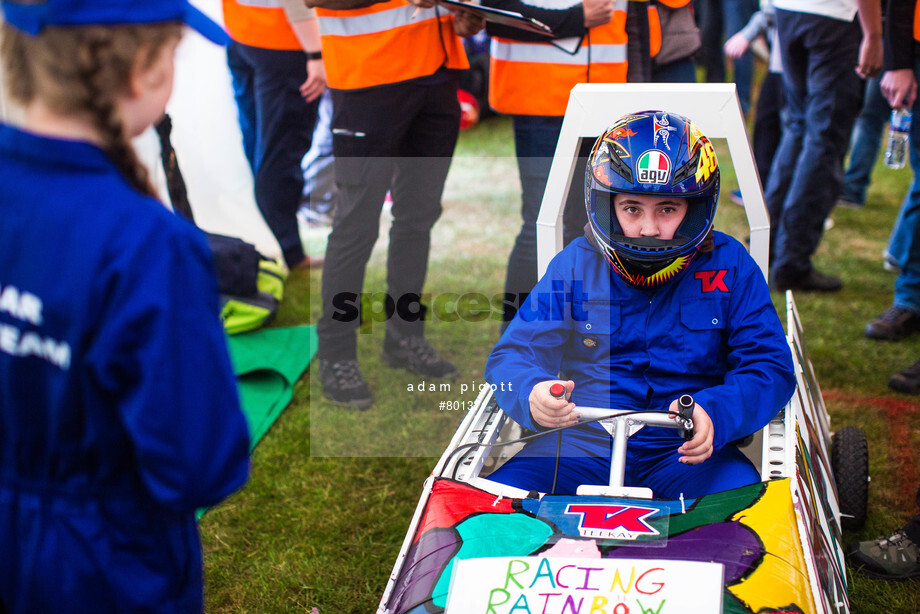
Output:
(885, 108), (912, 170)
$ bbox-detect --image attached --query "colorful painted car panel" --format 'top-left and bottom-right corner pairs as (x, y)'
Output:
(384, 478), (820, 614)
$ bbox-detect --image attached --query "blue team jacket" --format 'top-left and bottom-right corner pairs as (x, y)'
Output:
(486, 233), (795, 455)
(0, 124), (251, 613)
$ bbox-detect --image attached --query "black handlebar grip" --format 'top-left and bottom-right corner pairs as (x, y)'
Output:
(678, 394), (695, 440)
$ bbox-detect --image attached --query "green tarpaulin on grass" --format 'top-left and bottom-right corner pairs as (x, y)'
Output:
(226, 325), (316, 449)
(198, 325), (315, 520)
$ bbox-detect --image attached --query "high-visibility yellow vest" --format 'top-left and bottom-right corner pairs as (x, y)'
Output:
(488, 0), (627, 116)
(316, 0), (469, 90)
(223, 0), (301, 51)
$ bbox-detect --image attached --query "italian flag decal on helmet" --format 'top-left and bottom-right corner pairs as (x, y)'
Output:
(636, 149), (671, 185)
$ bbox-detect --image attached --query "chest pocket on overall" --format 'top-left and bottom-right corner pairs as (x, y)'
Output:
(573, 300), (622, 355)
(679, 298), (729, 373)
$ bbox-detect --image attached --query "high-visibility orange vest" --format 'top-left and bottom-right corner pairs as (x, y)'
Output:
(488, 0), (628, 116)
(915, 0), (920, 41)
(316, 0), (469, 91)
(648, 5), (661, 57)
(223, 0), (301, 51)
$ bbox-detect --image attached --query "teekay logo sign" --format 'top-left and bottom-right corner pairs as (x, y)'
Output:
(564, 503), (661, 540)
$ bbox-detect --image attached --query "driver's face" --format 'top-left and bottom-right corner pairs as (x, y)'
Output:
(613, 193), (688, 240)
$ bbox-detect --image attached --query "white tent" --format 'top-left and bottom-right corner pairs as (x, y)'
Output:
(0, 0), (282, 261)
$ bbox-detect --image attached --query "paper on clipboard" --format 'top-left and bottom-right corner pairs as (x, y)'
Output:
(439, 0), (554, 36)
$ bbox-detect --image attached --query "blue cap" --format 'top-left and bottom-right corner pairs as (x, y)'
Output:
(1, 0), (229, 44)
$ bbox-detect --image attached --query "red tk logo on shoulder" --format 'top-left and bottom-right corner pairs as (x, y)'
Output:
(564, 504), (660, 540)
(695, 270), (729, 293)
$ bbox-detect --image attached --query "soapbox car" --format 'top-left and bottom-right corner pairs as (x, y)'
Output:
(376, 85), (870, 614)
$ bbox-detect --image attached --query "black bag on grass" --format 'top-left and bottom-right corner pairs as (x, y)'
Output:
(206, 233), (287, 334)
(155, 115), (287, 335)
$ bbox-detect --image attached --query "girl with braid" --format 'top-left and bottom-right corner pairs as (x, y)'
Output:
(0, 2), (251, 612)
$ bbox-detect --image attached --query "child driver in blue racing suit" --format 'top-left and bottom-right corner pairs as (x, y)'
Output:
(485, 110), (796, 499)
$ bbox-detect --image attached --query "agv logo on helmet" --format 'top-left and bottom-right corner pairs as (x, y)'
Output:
(636, 150), (671, 185)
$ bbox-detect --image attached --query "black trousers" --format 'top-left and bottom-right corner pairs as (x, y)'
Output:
(317, 74), (461, 362)
(752, 71), (784, 189)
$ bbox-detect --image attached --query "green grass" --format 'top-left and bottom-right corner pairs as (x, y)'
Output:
(202, 115), (920, 613)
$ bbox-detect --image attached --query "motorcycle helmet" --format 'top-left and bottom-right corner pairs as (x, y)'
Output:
(585, 110), (719, 290)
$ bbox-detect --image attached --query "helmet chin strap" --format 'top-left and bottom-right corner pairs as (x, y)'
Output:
(587, 200), (702, 291)
(612, 235), (691, 251)
(607, 249), (698, 290)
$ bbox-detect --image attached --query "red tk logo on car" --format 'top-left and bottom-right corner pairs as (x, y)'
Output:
(695, 270), (729, 293)
(565, 504), (660, 540)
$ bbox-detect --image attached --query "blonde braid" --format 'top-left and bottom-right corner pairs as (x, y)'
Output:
(0, 22), (35, 104)
(1, 22), (181, 197)
(77, 27), (158, 196)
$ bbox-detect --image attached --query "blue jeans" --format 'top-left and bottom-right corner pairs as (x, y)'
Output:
(652, 57), (698, 84)
(841, 76), (890, 205)
(503, 116), (589, 325)
(891, 56), (920, 312)
(696, 0), (757, 114)
(765, 9), (862, 278)
(227, 41), (319, 267)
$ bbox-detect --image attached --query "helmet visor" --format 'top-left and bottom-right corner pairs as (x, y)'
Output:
(589, 185), (704, 261)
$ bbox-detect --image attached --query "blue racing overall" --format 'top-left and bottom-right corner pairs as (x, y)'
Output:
(0, 124), (251, 613)
(485, 232), (795, 498)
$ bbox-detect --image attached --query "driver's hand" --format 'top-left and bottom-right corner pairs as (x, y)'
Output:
(529, 380), (578, 429)
(669, 398), (714, 465)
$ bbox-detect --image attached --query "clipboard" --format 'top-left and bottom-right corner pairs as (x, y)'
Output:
(439, 0), (554, 36)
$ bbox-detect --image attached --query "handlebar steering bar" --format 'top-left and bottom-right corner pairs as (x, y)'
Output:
(572, 395), (695, 498)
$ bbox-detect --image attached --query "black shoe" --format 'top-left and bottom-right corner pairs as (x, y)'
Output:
(889, 359), (920, 394)
(382, 336), (458, 379)
(318, 359), (372, 409)
(848, 531), (920, 580)
(865, 306), (920, 341)
(770, 268), (842, 292)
